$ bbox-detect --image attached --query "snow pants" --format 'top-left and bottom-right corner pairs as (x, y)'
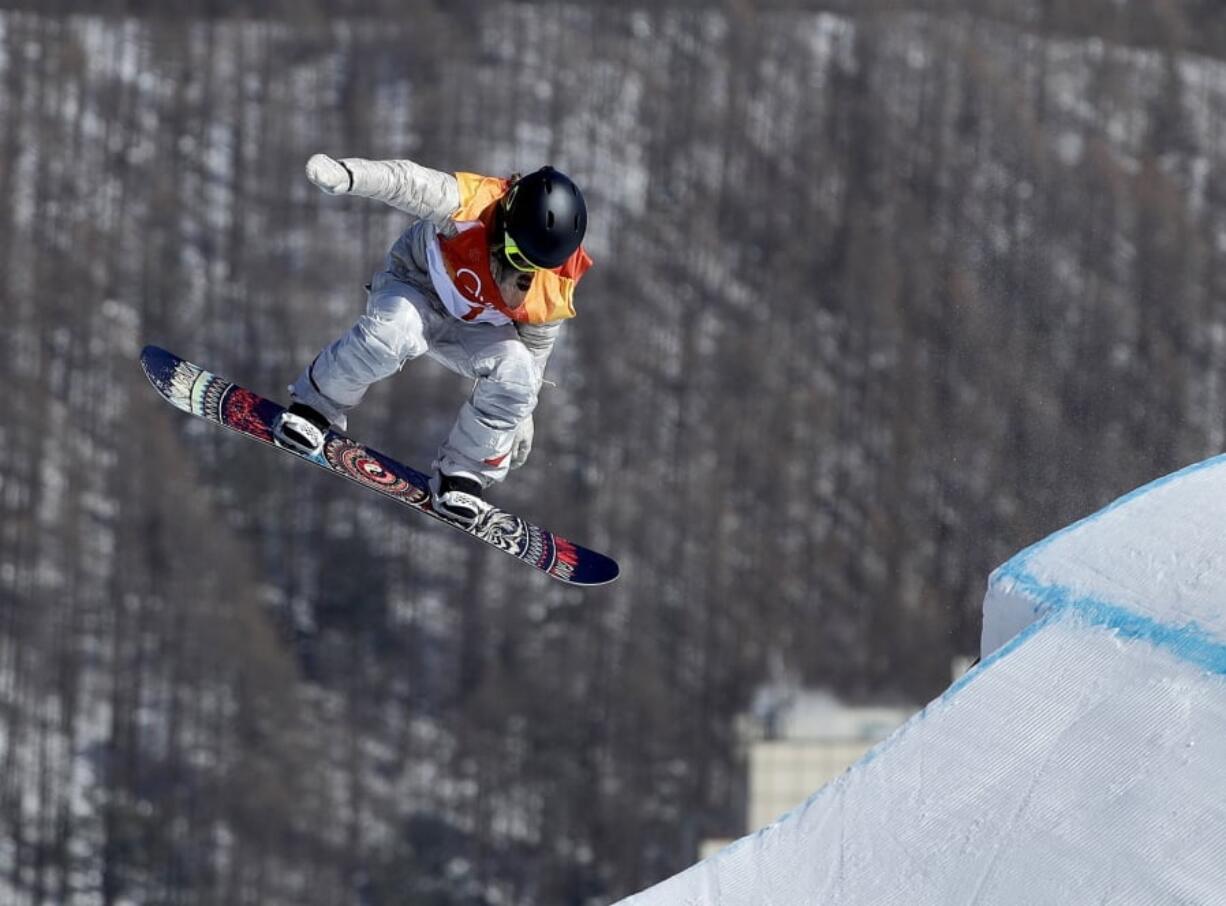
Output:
(289, 271), (539, 486)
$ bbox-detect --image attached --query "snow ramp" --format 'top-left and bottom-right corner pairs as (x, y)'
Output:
(614, 455), (1226, 905)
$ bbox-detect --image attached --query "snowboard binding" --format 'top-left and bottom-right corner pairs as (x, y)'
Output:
(272, 402), (330, 456)
(430, 472), (491, 528)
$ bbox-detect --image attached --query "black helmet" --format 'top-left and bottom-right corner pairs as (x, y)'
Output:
(502, 166), (587, 269)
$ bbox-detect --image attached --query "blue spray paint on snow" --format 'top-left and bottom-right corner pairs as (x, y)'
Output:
(975, 451), (1226, 678)
(979, 572), (1226, 678)
(865, 593), (1226, 774)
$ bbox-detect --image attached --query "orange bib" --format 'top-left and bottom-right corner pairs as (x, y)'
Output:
(436, 222), (519, 322)
(451, 172), (593, 325)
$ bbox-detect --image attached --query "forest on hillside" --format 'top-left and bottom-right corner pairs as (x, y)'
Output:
(3, 1), (1226, 903)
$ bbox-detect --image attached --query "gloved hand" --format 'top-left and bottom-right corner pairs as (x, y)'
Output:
(510, 415), (534, 470)
(305, 153), (354, 195)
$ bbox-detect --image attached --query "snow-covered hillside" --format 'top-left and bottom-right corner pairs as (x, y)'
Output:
(615, 455), (1226, 904)
(10, 3), (1226, 902)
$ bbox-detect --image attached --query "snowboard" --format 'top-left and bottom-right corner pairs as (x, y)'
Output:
(139, 345), (619, 586)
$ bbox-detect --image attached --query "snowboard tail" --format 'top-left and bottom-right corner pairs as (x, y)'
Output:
(139, 345), (618, 586)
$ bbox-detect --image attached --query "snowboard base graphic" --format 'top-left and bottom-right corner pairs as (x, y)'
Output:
(140, 346), (619, 586)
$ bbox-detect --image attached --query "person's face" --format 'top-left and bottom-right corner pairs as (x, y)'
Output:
(494, 250), (534, 309)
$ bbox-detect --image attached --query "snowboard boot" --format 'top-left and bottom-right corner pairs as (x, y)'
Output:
(272, 402), (331, 456)
(430, 472), (490, 528)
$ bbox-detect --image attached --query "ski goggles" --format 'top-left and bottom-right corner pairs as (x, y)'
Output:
(501, 183), (542, 273)
(502, 230), (542, 273)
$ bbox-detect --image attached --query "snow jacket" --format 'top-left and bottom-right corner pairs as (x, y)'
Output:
(334, 157), (592, 384)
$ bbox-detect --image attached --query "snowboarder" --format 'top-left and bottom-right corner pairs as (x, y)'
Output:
(273, 154), (592, 527)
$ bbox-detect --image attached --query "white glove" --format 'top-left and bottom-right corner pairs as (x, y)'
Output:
(305, 153), (353, 195)
(510, 416), (534, 470)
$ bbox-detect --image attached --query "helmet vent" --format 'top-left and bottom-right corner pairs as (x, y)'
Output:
(546, 211), (555, 230)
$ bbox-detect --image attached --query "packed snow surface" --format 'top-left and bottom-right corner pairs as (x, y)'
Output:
(614, 454), (1226, 905)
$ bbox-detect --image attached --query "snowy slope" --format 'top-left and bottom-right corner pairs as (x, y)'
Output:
(613, 455), (1226, 905)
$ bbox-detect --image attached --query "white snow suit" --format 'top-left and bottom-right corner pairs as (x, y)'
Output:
(290, 156), (591, 486)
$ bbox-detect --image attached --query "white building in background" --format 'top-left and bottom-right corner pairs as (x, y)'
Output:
(744, 691), (914, 833)
(700, 690), (915, 858)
